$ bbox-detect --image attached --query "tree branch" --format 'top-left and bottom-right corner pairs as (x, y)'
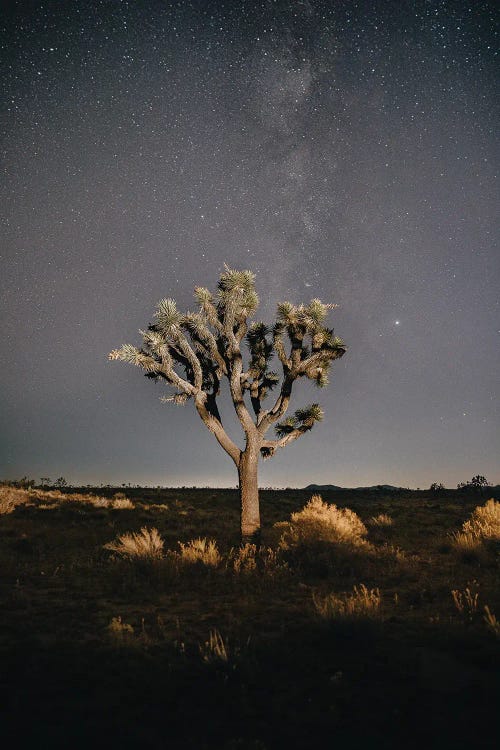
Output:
(158, 345), (198, 396)
(183, 313), (227, 376)
(257, 372), (295, 433)
(260, 425), (311, 459)
(194, 392), (241, 465)
(229, 349), (258, 435)
(172, 330), (203, 388)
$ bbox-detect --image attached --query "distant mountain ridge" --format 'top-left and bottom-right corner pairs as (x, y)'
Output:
(304, 483), (404, 492)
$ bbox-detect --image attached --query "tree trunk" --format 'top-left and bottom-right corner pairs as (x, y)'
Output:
(238, 442), (261, 546)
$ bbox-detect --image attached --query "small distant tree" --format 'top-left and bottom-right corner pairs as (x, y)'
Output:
(429, 482), (445, 493)
(457, 475), (491, 495)
(54, 476), (68, 489)
(470, 475), (489, 488)
(470, 475), (491, 495)
(109, 267), (346, 543)
(40, 477), (51, 488)
(14, 476), (35, 489)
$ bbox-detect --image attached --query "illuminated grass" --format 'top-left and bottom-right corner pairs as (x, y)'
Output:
(228, 543), (288, 576)
(464, 498), (500, 541)
(177, 537), (221, 567)
(277, 494), (368, 548)
(451, 585), (479, 620)
(104, 527), (164, 561)
(0, 486), (30, 515)
(450, 498), (500, 554)
(450, 530), (483, 553)
(313, 584), (382, 621)
(369, 513), (393, 527)
(199, 629), (229, 663)
(483, 606), (500, 638)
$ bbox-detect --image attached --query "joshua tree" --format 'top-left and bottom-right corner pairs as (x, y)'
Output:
(109, 267), (346, 543)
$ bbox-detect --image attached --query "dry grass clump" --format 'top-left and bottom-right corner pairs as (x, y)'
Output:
(111, 492), (134, 509)
(107, 616), (135, 646)
(369, 513), (393, 527)
(313, 584), (382, 621)
(0, 486), (124, 511)
(464, 498), (500, 541)
(450, 498), (500, 554)
(177, 538), (221, 567)
(111, 496), (134, 509)
(199, 628), (250, 666)
(450, 530), (483, 553)
(59, 491), (111, 508)
(277, 494), (368, 548)
(0, 486), (32, 514)
(229, 543), (288, 576)
(231, 543), (258, 574)
(90, 496), (110, 508)
(483, 606), (500, 638)
(451, 585), (479, 620)
(142, 503), (169, 512)
(104, 527), (164, 561)
(199, 629), (230, 663)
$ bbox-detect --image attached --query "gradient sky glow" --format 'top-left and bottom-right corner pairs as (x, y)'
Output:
(1, 0), (498, 488)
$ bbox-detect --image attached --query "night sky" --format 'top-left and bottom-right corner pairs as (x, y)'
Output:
(1, 0), (498, 489)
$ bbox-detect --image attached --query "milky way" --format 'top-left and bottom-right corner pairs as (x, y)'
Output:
(1, 1), (498, 488)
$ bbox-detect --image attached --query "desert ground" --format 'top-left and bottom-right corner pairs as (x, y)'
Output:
(0, 484), (499, 749)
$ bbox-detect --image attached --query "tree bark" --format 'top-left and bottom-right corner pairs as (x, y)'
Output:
(238, 440), (261, 546)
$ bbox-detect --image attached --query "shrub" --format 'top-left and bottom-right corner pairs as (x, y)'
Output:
(277, 494), (368, 548)
(104, 527), (164, 561)
(177, 537), (221, 567)
(313, 584), (381, 621)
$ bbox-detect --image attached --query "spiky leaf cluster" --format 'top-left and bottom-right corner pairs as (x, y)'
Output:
(154, 298), (183, 334)
(275, 403), (324, 438)
(275, 298), (346, 386)
(217, 266), (259, 327)
(245, 322), (274, 376)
